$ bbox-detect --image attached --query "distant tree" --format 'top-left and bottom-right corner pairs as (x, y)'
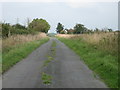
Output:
(12, 24), (26, 30)
(83, 27), (88, 33)
(2, 23), (11, 38)
(29, 18), (50, 33)
(74, 24), (87, 34)
(26, 18), (31, 27)
(60, 30), (65, 34)
(101, 28), (109, 33)
(67, 29), (75, 34)
(65, 28), (68, 31)
(94, 28), (99, 32)
(56, 23), (64, 33)
(108, 29), (113, 32)
(86, 29), (93, 34)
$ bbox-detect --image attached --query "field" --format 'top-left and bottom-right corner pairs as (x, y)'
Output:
(2, 33), (49, 73)
(57, 32), (118, 88)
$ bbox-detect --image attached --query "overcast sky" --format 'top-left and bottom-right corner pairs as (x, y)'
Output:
(0, 0), (119, 33)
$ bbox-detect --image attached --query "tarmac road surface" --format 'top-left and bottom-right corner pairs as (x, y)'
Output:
(2, 38), (107, 88)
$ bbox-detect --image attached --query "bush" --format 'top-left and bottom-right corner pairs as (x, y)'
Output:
(11, 29), (38, 35)
(60, 30), (65, 34)
(1, 22), (39, 38)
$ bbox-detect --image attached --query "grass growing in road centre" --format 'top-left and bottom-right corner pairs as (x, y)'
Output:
(43, 56), (54, 67)
(41, 72), (52, 85)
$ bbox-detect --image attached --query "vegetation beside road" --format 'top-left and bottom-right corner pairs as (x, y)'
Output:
(2, 33), (49, 73)
(1, 18), (50, 38)
(56, 22), (114, 34)
(1, 18), (51, 74)
(58, 32), (118, 88)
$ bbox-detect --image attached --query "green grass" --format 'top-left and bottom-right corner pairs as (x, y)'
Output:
(41, 72), (52, 85)
(51, 41), (56, 56)
(43, 56), (54, 67)
(51, 41), (57, 47)
(41, 41), (56, 85)
(58, 37), (118, 88)
(2, 38), (49, 73)
(43, 41), (56, 67)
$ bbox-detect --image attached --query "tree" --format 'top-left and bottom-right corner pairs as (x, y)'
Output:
(60, 30), (65, 34)
(74, 24), (87, 34)
(56, 23), (64, 33)
(67, 29), (75, 34)
(29, 18), (50, 33)
(108, 29), (113, 32)
(26, 18), (31, 27)
(94, 28), (99, 32)
(2, 23), (11, 38)
(12, 24), (26, 30)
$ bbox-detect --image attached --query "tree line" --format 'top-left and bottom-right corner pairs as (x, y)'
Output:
(56, 22), (113, 34)
(1, 18), (50, 38)
(1, 19), (115, 38)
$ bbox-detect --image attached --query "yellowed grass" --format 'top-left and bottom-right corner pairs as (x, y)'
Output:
(2, 33), (47, 52)
(57, 32), (118, 55)
(56, 34), (75, 38)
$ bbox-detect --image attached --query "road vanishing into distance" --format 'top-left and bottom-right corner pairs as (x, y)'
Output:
(2, 38), (107, 88)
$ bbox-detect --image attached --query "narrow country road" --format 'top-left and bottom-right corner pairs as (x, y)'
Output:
(2, 38), (107, 88)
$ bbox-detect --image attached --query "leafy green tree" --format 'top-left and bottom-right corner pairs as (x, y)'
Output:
(12, 24), (26, 30)
(74, 24), (87, 34)
(56, 23), (64, 33)
(87, 29), (94, 34)
(2, 23), (11, 38)
(29, 18), (50, 33)
(67, 29), (75, 34)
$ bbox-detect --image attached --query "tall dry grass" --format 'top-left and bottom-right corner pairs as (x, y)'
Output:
(2, 33), (47, 53)
(57, 32), (118, 55)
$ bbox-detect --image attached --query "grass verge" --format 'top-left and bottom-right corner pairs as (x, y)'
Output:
(58, 37), (118, 88)
(2, 38), (49, 73)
